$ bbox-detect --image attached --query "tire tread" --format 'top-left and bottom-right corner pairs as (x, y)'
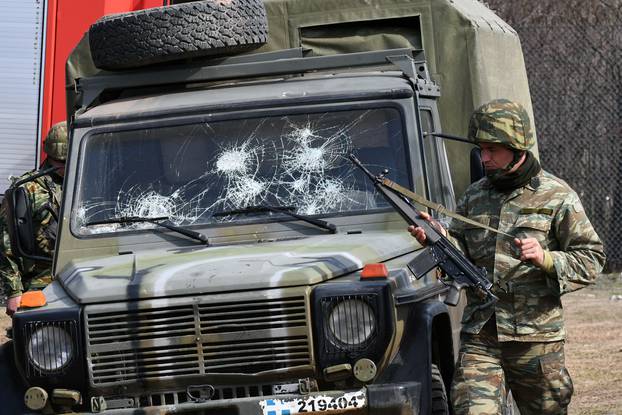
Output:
(89, 0), (268, 70)
(431, 363), (450, 415)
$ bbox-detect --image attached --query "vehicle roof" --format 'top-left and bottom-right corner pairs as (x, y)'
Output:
(67, 0), (535, 196)
(75, 73), (413, 124)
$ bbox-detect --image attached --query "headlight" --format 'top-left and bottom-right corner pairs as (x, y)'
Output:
(327, 299), (376, 347)
(27, 325), (74, 373)
(313, 282), (394, 371)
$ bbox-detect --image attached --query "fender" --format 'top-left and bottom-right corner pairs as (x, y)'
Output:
(0, 341), (29, 414)
(377, 300), (454, 415)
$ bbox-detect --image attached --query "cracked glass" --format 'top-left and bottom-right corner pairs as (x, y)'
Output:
(73, 107), (411, 235)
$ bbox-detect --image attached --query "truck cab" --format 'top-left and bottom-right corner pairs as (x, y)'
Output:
(1, 0), (535, 414)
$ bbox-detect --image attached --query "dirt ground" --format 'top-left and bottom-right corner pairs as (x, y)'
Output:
(1, 275), (621, 414)
(563, 274), (622, 415)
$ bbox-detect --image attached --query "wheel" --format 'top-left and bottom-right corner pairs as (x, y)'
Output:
(431, 363), (450, 414)
(89, 0), (268, 70)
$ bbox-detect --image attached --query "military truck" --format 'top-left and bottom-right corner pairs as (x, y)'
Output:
(0, 0), (535, 413)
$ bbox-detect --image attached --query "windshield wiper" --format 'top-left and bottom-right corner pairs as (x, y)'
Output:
(213, 205), (337, 234)
(85, 216), (209, 245)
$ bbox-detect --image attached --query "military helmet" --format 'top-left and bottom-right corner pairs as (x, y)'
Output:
(468, 99), (534, 151)
(43, 121), (68, 161)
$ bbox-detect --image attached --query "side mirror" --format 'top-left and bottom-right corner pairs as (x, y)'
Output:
(2, 168), (58, 263)
(470, 147), (484, 183)
(3, 186), (51, 263)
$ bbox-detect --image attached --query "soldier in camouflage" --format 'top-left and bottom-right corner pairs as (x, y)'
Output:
(1, 121), (67, 316)
(409, 99), (605, 414)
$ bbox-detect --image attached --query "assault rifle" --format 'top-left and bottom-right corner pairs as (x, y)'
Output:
(349, 154), (497, 308)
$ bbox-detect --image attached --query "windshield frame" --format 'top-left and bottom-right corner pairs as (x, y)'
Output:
(69, 100), (418, 240)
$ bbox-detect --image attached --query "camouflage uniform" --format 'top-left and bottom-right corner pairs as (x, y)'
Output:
(448, 100), (605, 415)
(0, 122), (66, 301)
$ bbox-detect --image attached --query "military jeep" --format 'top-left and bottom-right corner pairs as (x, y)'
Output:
(0, 0), (535, 414)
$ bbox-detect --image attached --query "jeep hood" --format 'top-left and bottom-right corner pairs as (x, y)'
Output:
(58, 232), (418, 304)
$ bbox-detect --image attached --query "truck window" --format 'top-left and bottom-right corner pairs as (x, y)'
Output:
(72, 107), (412, 235)
(300, 16), (422, 56)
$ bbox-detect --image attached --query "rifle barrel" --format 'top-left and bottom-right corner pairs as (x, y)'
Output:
(349, 154), (377, 182)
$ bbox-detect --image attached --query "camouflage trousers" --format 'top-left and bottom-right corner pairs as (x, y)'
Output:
(451, 318), (573, 415)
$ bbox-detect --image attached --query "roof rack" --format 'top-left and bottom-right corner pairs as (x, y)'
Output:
(70, 47), (433, 115)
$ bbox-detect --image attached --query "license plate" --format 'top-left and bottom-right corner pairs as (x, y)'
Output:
(260, 389), (366, 414)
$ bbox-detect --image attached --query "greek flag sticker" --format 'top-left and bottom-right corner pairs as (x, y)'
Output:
(262, 399), (292, 415)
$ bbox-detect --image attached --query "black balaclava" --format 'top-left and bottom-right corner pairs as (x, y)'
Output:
(486, 150), (541, 191)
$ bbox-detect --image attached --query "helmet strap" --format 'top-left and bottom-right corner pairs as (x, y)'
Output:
(505, 150), (525, 172)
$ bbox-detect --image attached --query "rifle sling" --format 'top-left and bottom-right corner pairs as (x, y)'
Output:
(380, 178), (514, 238)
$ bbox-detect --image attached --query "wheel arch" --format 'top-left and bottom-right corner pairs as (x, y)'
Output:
(0, 341), (28, 413)
(430, 309), (456, 405)
(377, 299), (455, 414)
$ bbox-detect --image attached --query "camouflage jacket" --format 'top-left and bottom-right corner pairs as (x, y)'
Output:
(0, 168), (62, 298)
(449, 170), (605, 342)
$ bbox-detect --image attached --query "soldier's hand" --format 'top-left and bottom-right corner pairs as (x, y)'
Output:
(514, 237), (544, 267)
(6, 295), (21, 317)
(408, 212), (447, 245)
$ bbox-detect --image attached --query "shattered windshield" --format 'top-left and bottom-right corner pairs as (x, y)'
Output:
(73, 107), (410, 235)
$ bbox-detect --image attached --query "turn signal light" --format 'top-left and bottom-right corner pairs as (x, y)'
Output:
(360, 263), (388, 279)
(20, 291), (47, 308)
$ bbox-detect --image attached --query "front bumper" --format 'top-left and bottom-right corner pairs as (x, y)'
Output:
(67, 382), (421, 415)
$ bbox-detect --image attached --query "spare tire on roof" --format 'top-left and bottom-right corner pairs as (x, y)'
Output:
(89, 0), (268, 71)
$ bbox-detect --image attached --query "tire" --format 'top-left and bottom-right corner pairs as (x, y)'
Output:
(89, 0), (268, 71)
(431, 363), (450, 415)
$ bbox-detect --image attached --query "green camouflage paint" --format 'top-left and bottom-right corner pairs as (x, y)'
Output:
(468, 99), (534, 151)
(43, 121), (68, 161)
(452, 320), (573, 415)
(450, 170), (605, 342)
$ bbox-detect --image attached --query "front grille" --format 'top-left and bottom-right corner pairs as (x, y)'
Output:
(85, 292), (311, 387)
(199, 298), (309, 373)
